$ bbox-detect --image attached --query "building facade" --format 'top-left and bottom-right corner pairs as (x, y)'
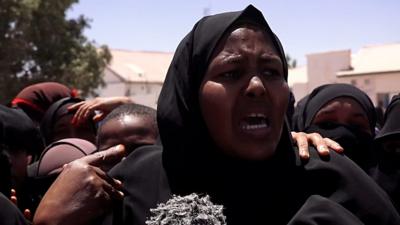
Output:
(97, 49), (174, 108)
(289, 43), (400, 106)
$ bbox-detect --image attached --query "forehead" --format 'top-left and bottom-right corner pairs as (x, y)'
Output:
(101, 114), (152, 132)
(319, 97), (365, 113)
(212, 24), (279, 57)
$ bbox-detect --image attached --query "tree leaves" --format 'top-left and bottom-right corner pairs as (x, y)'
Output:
(0, 0), (111, 104)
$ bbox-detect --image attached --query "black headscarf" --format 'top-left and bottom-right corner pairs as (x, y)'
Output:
(292, 83), (378, 172)
(105, 6), (400, 225)
(372, 94), (400, 212)
(0, 105), (44, 210)
(292, 83), (376, 133)
(375, 94), (400, 141)
(158, 3), (291, 192)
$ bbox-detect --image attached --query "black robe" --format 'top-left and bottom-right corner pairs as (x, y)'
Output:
(373, 94), (400, 211)
(101, 5), (399, 225)
(0, 193), (28, 225)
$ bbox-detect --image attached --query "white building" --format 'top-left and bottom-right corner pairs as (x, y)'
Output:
(289, 43), (400, 106)
(98, 49), (174, 108)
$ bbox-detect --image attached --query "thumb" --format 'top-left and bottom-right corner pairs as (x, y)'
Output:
(81, 145), (126, 172)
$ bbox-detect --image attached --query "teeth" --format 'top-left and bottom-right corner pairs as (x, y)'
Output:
(248, 113), (266, 118)
(242, 123), (268, 130)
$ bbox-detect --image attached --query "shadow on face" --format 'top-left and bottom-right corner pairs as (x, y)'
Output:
(199, 24), (289, 161)
(97, 114), (158, 154)
(379, 135), (400, 155)
(312, 97), (372, 135)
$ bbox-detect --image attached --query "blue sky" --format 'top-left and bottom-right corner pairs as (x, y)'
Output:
(68, 0), (400, 64)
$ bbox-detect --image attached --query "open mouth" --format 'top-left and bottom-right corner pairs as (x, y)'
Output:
(240, 113), (270, 131)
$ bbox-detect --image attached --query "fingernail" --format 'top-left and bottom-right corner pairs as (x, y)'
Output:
(114, 179), (122, 186)
(118, 191), (124, 197)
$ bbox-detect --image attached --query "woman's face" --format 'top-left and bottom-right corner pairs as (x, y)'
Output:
(199, 25), (289, 160)
(312, 97), (372, 135)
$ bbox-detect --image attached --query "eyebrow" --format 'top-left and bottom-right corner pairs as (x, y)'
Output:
(259, 54), (282, 64)
(219, 53), (282, 65)
(219, 54), (243, 64)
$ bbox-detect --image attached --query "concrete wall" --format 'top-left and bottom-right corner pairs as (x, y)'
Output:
(306, 50), (351, 91)
(125, 83), (163, 109)
(97, 69), (162, 109)
(337, 71), (400, 105)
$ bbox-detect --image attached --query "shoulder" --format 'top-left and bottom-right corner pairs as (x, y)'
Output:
(106, 145), (171, 225)
(110, 145), (163, 178)
(294, 147), (400, 224)
(0, 193), (28, 225)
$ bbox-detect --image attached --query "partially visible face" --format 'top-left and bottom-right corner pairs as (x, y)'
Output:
(312, 97), (372, 135)
(380, 136), (400, 155)
(98, 114), (158, 154)
(199, 25), (289, 160)
(52, 114), (97, 144)
(7, 148), (31, 191)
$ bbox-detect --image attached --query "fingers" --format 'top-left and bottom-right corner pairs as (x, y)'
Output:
(68, 101), (85, 112)
(292, 132), (310, 160)
(323, 138), (344, 153)
(24, 209), (32, 221)
(81, 145), (126, 171)
(73, 102), (92, 125)
(10, 189), (17, 205)
(90, 166), (124, 201)
(307, 133), (330, 157)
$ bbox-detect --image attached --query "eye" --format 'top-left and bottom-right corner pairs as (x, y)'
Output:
(220, 71), (241, 80)
(261, 69), (283, 80)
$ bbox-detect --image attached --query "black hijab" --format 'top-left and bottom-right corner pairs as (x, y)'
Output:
(372, 94), (400, 212)
(292, 83), (378, 172)
(158, 3), (292, 192)
(375, 94), (400, 141)
(0, 105), (44, 156)
(292, 83), (376, 133)
(105, 6), (400, 225)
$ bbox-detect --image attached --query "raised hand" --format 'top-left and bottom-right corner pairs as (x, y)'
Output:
(33, 145), (126, 225)
(68, 96), (133, 125)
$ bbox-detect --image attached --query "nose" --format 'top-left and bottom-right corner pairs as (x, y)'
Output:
(245, 76), (266, 98)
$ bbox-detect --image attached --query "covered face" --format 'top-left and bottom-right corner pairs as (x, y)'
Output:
(375, 94), (400, 155)
(292, 83), (377, 171)
(157, 5), (290, 184)
(199, 24), (288, 160)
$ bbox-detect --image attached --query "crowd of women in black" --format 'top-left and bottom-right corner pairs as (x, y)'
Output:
(1, 5), (400, 225)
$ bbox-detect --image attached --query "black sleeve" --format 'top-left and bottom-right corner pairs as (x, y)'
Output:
(0, 194), (29, 225)
(101, 145), (171, 225)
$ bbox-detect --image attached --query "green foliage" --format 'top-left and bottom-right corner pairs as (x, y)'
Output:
(0, 0), (111, 104)
(285, 54), (297, 69)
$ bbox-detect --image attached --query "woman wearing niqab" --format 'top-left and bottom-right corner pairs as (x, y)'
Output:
(373, 94), (400, 212)
(292, 83), (378, 173)
(102, 5), (399, 225)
